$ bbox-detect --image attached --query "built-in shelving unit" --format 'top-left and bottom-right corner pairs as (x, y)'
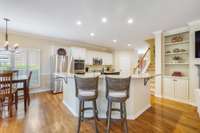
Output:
(162, 30), (190, 104)
(163, 31), (190, 77)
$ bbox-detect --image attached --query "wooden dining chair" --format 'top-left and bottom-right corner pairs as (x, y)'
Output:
(0, 72), (18, 117)
(17, 71), (32, 106)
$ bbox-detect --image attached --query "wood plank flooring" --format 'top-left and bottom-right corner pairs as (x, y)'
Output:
(0, 92), (200, 133)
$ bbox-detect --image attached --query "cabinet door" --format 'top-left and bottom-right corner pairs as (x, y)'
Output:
(174, 78), (188, 101)
(163, 77), (174, 98)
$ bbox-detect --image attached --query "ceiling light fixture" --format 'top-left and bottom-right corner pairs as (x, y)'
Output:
(90, 33), (95, 37)
(101, 17), (107, 23)
(113, 40), (117, 43)
(76, 20), (82, 26)
(128, 44), (132, 47)
(3, 18), (19, 52)
(128, 18), (134, 24)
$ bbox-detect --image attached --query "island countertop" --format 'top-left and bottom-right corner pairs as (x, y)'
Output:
(55, 72), (158, 79)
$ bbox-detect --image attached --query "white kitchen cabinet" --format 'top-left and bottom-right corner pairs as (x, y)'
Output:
(162, 76), (189, 103)
(70, 47), (86, 60)
(174, 78), (189, 101)
(163, 77), (174, 98)
(86, 50), (113, 65)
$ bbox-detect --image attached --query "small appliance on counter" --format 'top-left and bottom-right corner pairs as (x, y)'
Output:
(93, 57), (103, 65)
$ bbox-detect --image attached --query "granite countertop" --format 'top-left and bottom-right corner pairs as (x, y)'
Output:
(54, 72), (158, 79)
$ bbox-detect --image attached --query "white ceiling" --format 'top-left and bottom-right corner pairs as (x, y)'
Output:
(0, 0), (200, 51)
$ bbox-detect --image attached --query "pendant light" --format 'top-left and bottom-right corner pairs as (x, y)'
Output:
(3, 18), (19, 52)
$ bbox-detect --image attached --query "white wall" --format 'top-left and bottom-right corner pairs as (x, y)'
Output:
(0, 32), (113, 91)
(114, 49), (138, 75)
(154, 31), (163, 97)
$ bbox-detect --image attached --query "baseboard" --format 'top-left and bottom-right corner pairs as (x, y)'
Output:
(30, 88), (51, 94)
(63, 100), (78, 117)
(154, 94), (162, 98)
(62, 100), (150, 120)
(132, 104), (151, 120)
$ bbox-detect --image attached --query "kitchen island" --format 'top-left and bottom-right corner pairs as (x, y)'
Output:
(57, 73), (155, 120)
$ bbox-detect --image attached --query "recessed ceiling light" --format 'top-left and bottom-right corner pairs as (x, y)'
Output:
(76, 20), (82, 26)
(128, 44), (132, 47)
(128, 18), (134, 24)
(101, 17), (107, 23)
(90, 33), (95, 36)
(113, 40), (117, 43)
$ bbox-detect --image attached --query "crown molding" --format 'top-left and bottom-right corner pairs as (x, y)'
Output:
(0, 28), (113, 52)
(188, 20), (200, 26)
(153, 30), (163, 35)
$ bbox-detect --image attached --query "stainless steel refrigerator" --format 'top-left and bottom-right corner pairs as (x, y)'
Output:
(50, 55), (69, 94)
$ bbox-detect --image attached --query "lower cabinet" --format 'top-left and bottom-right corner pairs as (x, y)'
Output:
(163, 76), (189, 103)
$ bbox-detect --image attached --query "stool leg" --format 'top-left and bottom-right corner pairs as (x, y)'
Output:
(106, 101), (109, 124)
(77, 100), (82, 133)
(106, 100), (112, 133)
(123, 102), (128, 133)
(81, 101), (84, 121)
(92, 101), (99, 133)
(94, 101), (99, 121)
(120, 102), (123, 127)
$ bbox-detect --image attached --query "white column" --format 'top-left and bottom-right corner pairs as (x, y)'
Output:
(153, 31), (163, 97)
(188, 20), (200, 108)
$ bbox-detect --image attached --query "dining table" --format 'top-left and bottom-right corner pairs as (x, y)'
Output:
(0, 72), (29, 113)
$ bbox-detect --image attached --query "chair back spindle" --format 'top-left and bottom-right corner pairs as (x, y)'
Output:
(0, 72), (13, 96)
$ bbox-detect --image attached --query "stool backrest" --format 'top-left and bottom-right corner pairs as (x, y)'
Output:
(0, 72), (13, 96)
(74, 76), (99, 97)
(106, 76), (131, 98)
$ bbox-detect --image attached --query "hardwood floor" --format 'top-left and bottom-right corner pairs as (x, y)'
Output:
(0, 92), (200, 133)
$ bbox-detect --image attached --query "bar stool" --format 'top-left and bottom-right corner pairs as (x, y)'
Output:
(74, 75), (99, 133)
(105, 76), (131, 133)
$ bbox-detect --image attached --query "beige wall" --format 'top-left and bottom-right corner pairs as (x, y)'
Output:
(0, 31), (113, 91)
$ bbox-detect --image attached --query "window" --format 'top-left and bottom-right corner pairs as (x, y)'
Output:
(0, 50), (12, 71)
(0, 48), (40, 88)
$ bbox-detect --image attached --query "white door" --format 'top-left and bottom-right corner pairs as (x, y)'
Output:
(174, 78), (189, 102)
(119, 55), (131, 75)
(163, 77), (174, 99)
(103, 53), (113, 65)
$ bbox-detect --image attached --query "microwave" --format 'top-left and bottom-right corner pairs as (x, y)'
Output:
(74, 59), (85, 74)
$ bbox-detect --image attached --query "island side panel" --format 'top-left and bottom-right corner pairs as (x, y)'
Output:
(63, 77), (79, 117)
(130, 78), (151, 119)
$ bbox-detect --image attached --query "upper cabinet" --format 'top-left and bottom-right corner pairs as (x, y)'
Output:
(70, 47), (86, 60)
(86, 50), (113, 65)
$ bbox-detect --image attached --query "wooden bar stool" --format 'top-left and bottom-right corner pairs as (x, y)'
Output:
(74, 76), (99, 133)
(105, 76), (131, 133)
